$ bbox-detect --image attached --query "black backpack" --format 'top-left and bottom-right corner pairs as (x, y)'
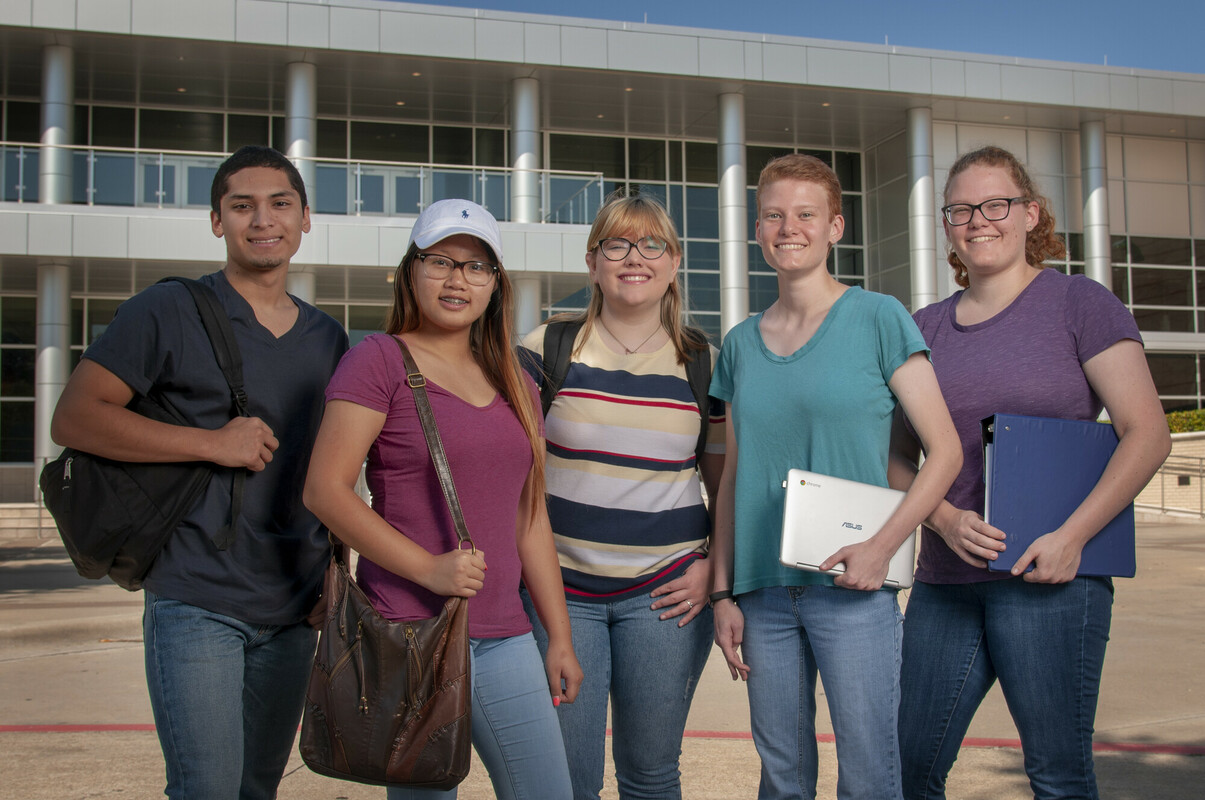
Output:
(536, 320), (713, 466)
(39, 277), (250, 591)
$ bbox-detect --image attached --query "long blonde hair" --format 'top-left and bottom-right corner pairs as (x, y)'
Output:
(552, 192), (707, 364)
(387, 240), (545, 512)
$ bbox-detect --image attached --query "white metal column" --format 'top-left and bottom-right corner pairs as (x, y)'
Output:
(35, 264), (71, 495)
(907, 107), (938, 311)
(39, 45), (73, 205)
(511, 78), (541, 224)
(514, 278), (542, 338)
(1081, 120), (1112, 290)
(718, 92), (748, 336)
(286, 62), (318, 205)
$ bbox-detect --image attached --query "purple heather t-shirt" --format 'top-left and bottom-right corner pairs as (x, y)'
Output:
(325, 333), (537, 638)
(912, 268), (1141, 585)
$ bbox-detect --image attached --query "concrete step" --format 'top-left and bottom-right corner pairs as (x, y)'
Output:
(0, 504), (60, 540)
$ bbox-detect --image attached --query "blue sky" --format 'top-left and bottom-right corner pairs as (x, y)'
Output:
(401, 0), (1204, 75)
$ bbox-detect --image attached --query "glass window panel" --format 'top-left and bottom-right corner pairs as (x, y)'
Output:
(87, 299), (122, 343)
(1069, 263), (1085, 276)
(1162, 397), (1198, 412)
(140, 110), (223, 152)
(433, 126), (473, 166)
(357, 173), (384, 214)
(1130, 236), (1192, 266)
(71, 299), (83, 348)
(827, 250), (836, 274)
(1067, 232), (1084, 262)
(547, 176), (601, 224)
(1111, 235), (1129, 263)
(1, 297), (36, 345)
(747, 187), (758, 235)
(1112, 267), (1129, 304)
(0, 400), (33, 462)
(316, 119), (348, 160)
(350, 122), (427, 163)
(479, 170), (509, 219)
(668, 141), (683, 183)
(271, 116), (286, 155)
(316, 165), (348, 214)
(631, 183), (666, 209)
(551, 286), (592, 314)
(549, 134), (624, 179)
(667, 184), (684, 235)
(628, 139), (666, 181)
(685, 269), (719, 314)
(749, 242), (767, 270)
(1131, 308), (1194, 332)
(693, 313), (721, 340)
(1147, 353), (1197, 395)
(1130, 267), (1191, 306)
(800, 149), (833, 167)
(91, 106), (135, 148)
(685, 240), (719, 272)
(475, 129), (506, 167)
(5, 101), (40, 143)
(90, 153), (136, 206)
(842, 195), (863, 246)
(1, 349), (34, 396)
(186, 165), (215, 207)
(227, 114), (269, 150)
(1196, 239), (1205, 267)
(432, 169), (473, 204)
(316, 304), (344, 326)
(836, 247), (864, 276)
(835, 151), (861, 190)
(749, 272), (779, 313)
(72, 151), (90, 204)
(4, 148), (38, 202)
(684, 142), (717, 184)
(142, 162), (176, 206)
(746, 146), (792, 186)
(348, 305), (387, 346)
(685, 186), (718, 239)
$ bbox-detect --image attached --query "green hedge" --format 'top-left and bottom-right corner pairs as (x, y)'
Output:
(1167, 409), (1205, 433)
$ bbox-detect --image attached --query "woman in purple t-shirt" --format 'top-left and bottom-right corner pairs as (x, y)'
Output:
(304, 199), (581, 799)
(891, 147), (1170, 799)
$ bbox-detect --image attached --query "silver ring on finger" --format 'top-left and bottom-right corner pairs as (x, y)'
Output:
(685, 599), (694, 610)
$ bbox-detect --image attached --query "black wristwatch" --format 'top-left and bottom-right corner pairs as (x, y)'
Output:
(708, 590), (736, 607)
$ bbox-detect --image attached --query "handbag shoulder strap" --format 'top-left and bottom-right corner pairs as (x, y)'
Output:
(391, 336), (474, 550)
(539, 319), (580, 416)
(158, 276), (250, 551)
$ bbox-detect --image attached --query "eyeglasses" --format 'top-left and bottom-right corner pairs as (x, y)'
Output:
(595, 236), (669, 261)
(941, 197), (1029, 226)
(415, 253), (499, 286)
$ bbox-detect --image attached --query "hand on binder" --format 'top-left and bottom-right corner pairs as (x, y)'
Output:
(930, 507), (1006, 569)
(1008, 529), (1086, 584)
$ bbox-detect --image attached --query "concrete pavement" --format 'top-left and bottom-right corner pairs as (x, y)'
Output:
(2, 522), (1203, 799)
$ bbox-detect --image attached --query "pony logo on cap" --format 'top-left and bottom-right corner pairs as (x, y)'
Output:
(461, 209), (470, 219)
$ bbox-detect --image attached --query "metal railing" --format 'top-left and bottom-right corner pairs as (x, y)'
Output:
(1135, 454), (1205, 518)
(0, 142), (604, 225)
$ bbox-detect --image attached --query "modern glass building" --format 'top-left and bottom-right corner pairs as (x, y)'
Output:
(1, 0), (1203, 500)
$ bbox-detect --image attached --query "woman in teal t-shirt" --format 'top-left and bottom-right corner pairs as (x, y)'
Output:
(708, 155), (962, 800)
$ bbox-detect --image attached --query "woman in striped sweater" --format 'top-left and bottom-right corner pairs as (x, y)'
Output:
(520, 193), (725, 800)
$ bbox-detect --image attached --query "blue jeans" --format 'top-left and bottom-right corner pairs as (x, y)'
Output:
(741, 585), (904, 800)
(525, 590), (713, 800)
(898, 577), (1113, 800)
(142, 590), (317, 800)
(388, 633), (572, 800)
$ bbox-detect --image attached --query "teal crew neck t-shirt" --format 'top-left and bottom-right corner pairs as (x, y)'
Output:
(710, 287), (928, 596)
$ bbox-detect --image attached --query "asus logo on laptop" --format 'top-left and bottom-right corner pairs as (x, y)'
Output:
(842, 522), (863, 530)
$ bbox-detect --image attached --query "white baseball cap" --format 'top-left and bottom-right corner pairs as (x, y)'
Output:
(408, 199), (504, 264)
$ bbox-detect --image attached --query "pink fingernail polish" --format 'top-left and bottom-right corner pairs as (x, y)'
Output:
(552, 696), (561, 707)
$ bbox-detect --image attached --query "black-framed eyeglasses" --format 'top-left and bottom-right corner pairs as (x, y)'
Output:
(415, 253), (499, 286)
(595, 236), (669, 261)
(941, 197), (1029, 226)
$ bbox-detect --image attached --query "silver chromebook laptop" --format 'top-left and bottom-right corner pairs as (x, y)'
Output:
(779, 469), (917, 589)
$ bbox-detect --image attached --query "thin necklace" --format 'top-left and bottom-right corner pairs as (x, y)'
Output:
(598, 317), (662, 354)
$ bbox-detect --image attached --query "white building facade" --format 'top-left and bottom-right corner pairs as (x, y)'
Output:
(1, 0), (1203, 500)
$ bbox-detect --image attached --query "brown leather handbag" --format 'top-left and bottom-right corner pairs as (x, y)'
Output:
(299, 337), (474, 789)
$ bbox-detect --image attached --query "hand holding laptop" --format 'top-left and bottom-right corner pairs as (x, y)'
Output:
(817, 536), (899, 591)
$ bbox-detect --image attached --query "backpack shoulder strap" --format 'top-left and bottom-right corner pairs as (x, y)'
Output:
(540, 320), (582, 416)
(683, 327), (712, 467)
(159, 276), (250, 550)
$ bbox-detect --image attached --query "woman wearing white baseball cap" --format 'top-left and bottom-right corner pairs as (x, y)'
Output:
(305, 199), (581, 799)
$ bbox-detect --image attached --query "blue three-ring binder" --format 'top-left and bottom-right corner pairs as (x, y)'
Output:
(982, 413), (1136, 578)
